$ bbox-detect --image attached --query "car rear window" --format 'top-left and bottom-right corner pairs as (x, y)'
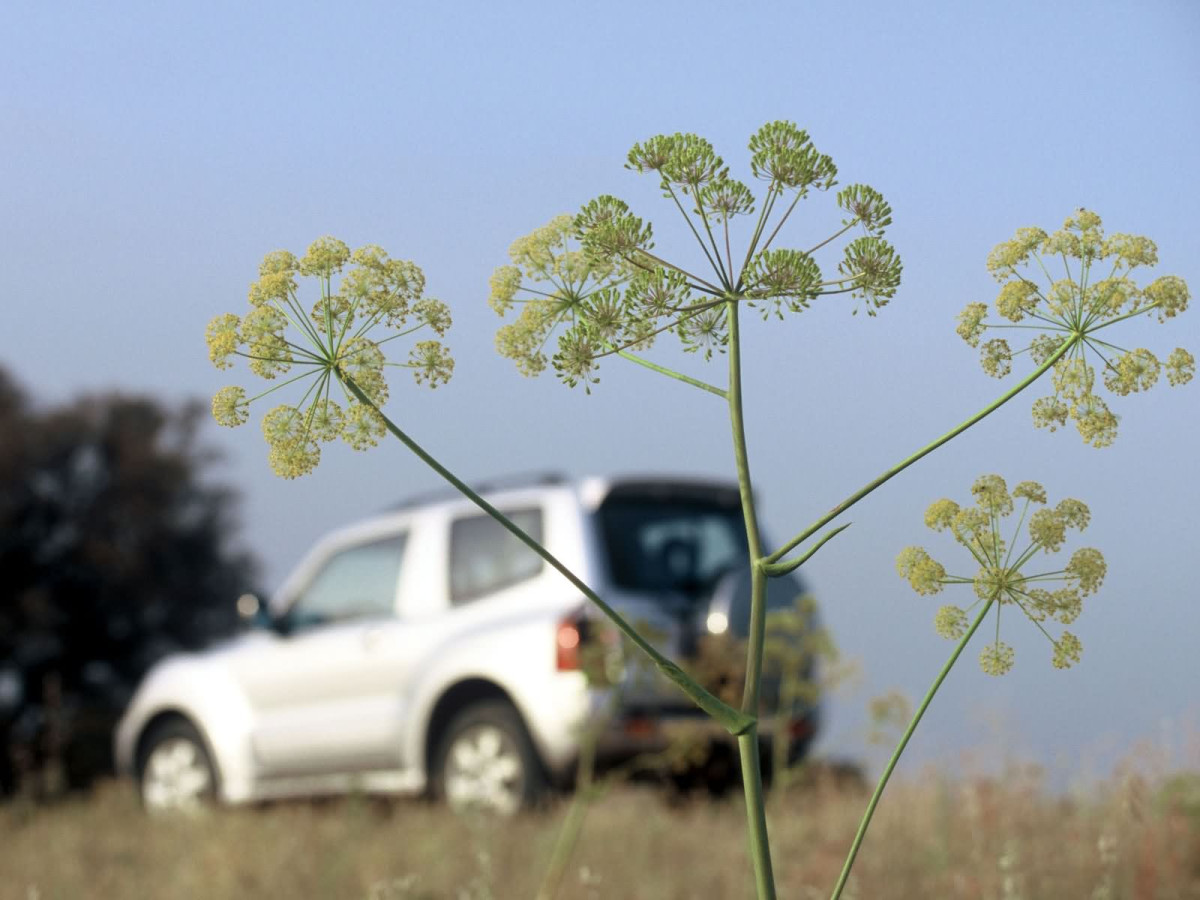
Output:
(596, 495), (748, 595)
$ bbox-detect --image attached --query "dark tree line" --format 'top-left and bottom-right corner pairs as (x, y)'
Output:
(0, 366), (258, 794)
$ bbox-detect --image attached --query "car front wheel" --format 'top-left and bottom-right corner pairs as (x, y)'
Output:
(137, 720), (217, 814)
(431, 701), (545, 815)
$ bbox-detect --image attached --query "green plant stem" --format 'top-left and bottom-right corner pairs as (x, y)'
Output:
(616, 350), (727, 398)
(766, 335), (1078, 566)
(536, 731), (600, 900)
(738, 727), (775, 900)
(663, 182), (730, 291)
(761, 522), (852, 577)
(726, 298), (777, 899)
(829, 598), (994, 900)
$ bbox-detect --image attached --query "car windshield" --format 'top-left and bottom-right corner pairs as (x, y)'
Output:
(596, 494), (748, 596)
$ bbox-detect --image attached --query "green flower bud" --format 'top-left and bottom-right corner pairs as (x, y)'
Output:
(744, 249), (821, 314)
(676, 308), (729, 360)
(698, 174), (755, 223)
(552, 329), (602, 391)
(840, 237), (901, 315)
(836, 184), (892, 236)
(748, 121), (837, 191)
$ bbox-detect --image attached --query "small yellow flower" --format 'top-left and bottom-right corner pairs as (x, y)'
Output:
(211, 385), (248, 427)
(205, 313), (241, 370)
(895, 546), (946, 595)
(924, 498), (960, 531)
(1166, 348), (1195, 386)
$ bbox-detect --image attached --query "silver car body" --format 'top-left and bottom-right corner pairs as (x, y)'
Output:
(114, 475), (816, 805)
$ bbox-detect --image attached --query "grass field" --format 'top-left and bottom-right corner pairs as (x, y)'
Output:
(2, 762), (1199, 899)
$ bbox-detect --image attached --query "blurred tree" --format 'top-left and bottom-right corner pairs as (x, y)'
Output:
(0, 365), (258, 793)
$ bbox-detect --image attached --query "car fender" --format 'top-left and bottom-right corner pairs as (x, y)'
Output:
(401, 603), (595, 784)
(114, 651), (257, 803)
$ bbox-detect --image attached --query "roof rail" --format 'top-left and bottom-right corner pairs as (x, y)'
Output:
(386, 471), (569, 512)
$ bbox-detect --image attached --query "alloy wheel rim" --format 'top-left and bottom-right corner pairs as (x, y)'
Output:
(443, 724), (524, 815)
(142, 737), (211, 813)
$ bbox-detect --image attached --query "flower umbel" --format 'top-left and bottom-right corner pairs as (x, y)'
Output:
(491, 122), (901, 390)
(205, 238), (453, 477)
(896, 475), (1105, 674)
(959, 210), (1192, 446)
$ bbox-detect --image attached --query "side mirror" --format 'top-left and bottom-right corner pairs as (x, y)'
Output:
(236, 593), (280, 632)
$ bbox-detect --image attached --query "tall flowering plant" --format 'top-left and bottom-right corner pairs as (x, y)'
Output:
(206, 121), (1190, 899)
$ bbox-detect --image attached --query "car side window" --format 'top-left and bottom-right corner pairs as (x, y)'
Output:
(288, 533), (408, 630)
(449, 508), (544, 606)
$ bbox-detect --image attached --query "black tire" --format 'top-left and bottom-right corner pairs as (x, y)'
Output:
(136, 719), (218, 813)
(430, 700), (546, 815)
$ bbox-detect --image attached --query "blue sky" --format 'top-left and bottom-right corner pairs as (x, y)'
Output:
(4, 0), (1198, 779)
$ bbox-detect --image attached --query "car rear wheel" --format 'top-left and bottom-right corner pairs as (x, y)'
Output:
(137, 720), (217, 814)
(432, 701), (545, 815)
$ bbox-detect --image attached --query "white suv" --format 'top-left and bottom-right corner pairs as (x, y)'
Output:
(114, 474), (820, 813)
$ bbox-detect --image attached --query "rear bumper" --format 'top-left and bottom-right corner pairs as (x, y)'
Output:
(547, 704), (820, 786)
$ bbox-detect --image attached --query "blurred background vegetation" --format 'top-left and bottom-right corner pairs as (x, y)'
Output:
(0, 365), (258, 798)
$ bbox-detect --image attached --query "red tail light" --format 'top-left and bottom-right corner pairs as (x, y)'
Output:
(556, 616), (583, 671)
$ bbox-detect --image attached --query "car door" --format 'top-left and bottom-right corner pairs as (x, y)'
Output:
(231, 530), (415, 776)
